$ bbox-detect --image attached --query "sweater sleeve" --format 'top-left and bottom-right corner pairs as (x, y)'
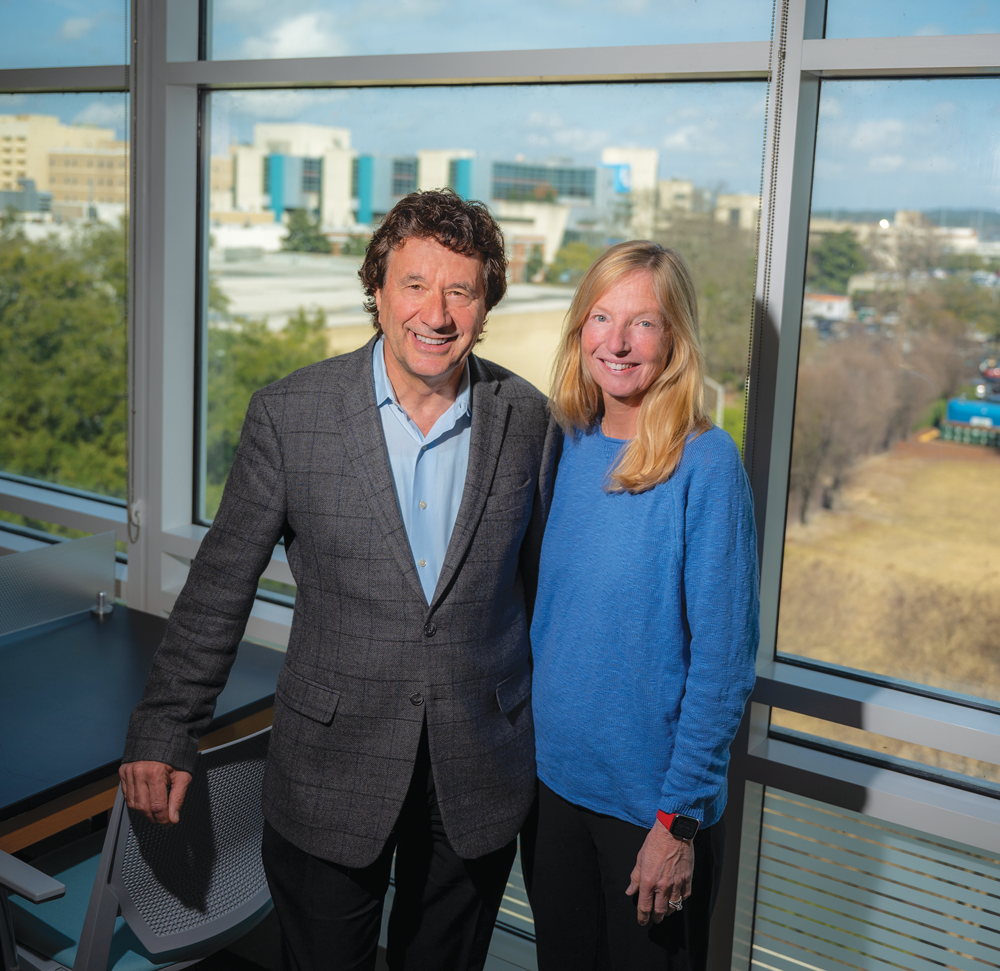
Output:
(122, 389), (288, 773)
(657, 431), (759, 822)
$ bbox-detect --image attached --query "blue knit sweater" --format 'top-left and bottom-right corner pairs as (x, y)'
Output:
(530, 425), (759, 830)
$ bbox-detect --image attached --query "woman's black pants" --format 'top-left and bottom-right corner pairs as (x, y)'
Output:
(522, 781), (724, 971)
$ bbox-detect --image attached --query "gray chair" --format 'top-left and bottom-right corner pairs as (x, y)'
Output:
(0, 728), (272, 971)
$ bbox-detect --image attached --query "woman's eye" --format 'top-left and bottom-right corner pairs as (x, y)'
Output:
(594, 314), (607, 323)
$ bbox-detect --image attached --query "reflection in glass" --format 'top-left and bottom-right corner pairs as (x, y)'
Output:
(778, 79), (1000, 706)
(825, 0), (1000, 39)
(1, 1), (129, 69)
(207, 0), (772, 60)
(0, 93), (129, 500)
(197, 82), (766, 520)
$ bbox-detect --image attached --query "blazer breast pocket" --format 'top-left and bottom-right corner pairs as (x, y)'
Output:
(276, 665), (341, 725)
(485, 476), (533, 517)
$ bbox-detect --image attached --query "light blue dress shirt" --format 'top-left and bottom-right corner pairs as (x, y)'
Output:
(372, 338), (473, 604)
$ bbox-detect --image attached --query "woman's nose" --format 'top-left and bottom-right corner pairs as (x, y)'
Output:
(606, 323), (630, 354)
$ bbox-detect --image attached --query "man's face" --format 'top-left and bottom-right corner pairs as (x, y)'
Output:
(375, 236), (487, 394)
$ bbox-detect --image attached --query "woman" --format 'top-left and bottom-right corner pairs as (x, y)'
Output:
(525, 240), (759, 971)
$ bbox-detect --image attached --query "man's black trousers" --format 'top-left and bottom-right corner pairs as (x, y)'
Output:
(261, 723), (517, 971)
(522, 780), (725, 971)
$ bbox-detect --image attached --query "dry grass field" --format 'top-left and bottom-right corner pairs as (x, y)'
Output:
(325, 308), (567, 395)
(774, 436), (1000, 780)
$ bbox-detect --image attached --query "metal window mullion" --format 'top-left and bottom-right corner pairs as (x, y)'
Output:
(719, 3), (826, 969)
(163, 41), (772, 88)
(0, 65), (128, 93)
(754, 662), (1000, 766)
(127, 0), (168, 614)
(802, 33), (1000, 77)
(748, 736), (1000, 857)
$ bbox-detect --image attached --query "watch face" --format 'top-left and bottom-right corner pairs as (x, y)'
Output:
(669, 814), (700, 841)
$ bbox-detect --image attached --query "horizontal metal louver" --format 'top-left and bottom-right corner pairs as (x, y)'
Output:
(752, 788), (1000, 971)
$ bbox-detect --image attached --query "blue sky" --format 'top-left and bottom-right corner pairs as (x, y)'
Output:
(811, 78), (1000, 211)
(3, 3), (1000, 210)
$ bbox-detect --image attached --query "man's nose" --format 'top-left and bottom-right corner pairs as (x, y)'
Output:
(420, 291), (450, 329)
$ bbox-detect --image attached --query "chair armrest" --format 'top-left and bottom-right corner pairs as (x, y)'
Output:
(0, 850), (65, 903)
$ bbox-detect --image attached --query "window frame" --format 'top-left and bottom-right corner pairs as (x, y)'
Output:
(2, 2), (1000, 967)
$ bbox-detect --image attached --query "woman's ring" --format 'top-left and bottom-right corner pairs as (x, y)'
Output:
(668, 899), (683, 911)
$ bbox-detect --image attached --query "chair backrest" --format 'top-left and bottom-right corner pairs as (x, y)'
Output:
(74, 728), (272, 971)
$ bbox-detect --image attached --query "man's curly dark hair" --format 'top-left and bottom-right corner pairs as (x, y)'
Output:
(359, 189), (508, 334)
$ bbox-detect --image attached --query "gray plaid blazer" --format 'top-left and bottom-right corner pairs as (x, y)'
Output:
(124, 338), (558, 867)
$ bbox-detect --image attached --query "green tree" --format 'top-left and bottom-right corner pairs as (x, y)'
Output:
(0, 219), (128, 498)
(806, 230), (868, 295)
(545, 241), (606, 285)
(281, 210), (332, 254)
(525, 244), (544, 282)
(655, 215), (757, 387)
(204, 307), (329, 516)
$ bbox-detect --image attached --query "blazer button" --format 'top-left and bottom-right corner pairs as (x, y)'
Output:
(423, 622), (436, 637)
(409, 692), (424, 706)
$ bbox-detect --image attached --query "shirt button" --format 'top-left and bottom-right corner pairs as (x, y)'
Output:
(424, 622), (436, 637)
(418, 558), (426, 567)
(419, 500), (427, 509)
(409, 692), (424, 706)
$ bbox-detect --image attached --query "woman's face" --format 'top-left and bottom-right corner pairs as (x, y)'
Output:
(580, 269), (671, 411)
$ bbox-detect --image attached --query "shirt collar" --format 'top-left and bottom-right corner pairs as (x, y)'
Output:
(372, 337), (471, 418)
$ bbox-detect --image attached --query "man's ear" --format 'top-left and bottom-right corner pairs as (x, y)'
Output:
(374, 289), (382, 316)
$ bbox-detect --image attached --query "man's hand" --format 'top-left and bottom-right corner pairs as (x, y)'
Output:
(119, 760), (192, 827)
(625, 822), (694, 925)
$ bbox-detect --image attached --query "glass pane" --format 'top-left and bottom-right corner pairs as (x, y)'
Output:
(207, 0), (773, 59)
(769, 709), (1000, 788)
(826, 0), (1000, 38)
(198, 82), (766, 520)
(0, 93), (129, 500)
(778, 78), (1000, 707)
(0, 1), (129, 69)
(754, 788), (1000, 971)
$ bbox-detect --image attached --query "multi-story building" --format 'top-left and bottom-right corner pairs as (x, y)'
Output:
(47, 144), (128, 221)
(0, 114), (119, 196)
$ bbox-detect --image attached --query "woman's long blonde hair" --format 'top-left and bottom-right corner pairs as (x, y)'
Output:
(550, 240), (711, 493)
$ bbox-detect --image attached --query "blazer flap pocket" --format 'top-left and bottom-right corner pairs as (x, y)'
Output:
(276, 666), (341, 725)
(496, 663), (531, 716)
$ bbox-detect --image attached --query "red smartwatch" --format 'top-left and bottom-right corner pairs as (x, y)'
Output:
(657, 811), (700, 841)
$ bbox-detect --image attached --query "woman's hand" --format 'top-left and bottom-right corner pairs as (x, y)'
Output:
(625, 823), (694, 925)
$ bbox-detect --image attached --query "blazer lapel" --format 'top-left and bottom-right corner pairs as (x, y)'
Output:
(431, 356), (509, 610)
(337, 338), (425, 602)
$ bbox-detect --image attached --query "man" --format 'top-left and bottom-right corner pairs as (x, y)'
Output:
(120, 190), (557, 971)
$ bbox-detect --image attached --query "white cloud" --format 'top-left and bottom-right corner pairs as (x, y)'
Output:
(72, 101), (126, 132)
(819, 97), (843, 119)
(242, 14), (348, 59)
(849, 118), (906, 150)
(226, 89), (347, 121)
(526, 110), (564, 129)
(60, 17), (95, 41)
(914, 24), (944, 36)
(868, 155), (905, 173)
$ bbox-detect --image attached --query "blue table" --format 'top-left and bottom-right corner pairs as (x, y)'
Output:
(0, 605), (284, 840)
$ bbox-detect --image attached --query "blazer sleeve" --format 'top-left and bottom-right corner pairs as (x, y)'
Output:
(122, 390), (288, 773)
